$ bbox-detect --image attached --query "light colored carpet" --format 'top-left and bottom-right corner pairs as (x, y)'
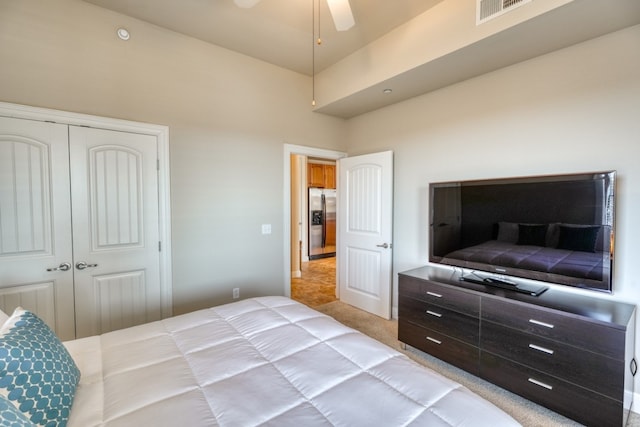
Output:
(314, 300), (639, 427)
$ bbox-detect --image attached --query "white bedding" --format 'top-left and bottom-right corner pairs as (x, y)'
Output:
(64, 296), (520, 426)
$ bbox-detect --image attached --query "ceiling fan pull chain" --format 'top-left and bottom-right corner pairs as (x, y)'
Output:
(317, 0), (322, 45)
(311, 0), (316, 106)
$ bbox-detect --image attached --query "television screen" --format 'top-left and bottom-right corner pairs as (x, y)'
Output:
(429, 171), (616, 293)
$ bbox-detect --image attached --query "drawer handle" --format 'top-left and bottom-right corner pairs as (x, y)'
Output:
(426, 336), (442, 345)
(529, 319), (555, 329)
(426, 310), (442, 318)
(528, 378), (553, 390)
(426, 291), (442, 298)
(529, 344), (555, 355)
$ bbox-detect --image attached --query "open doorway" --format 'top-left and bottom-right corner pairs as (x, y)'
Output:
(286, 148), (394, 318)
(283, 144), (346, 308)
(293, 157), (336, 307)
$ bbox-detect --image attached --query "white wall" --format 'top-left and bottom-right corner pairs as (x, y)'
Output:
(0, 0), (347, 314)
(345, 23), (640, 386)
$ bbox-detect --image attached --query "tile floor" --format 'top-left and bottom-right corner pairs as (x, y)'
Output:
(291, 257), (337, 307)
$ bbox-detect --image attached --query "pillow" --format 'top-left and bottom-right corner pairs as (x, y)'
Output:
(0, 309), (8, 327)
(545, 223), (560, 247)
(558, 225), (601, 252)
(0, 394), (35, 427)
(496, 222), (519, 244)
(0, 308), (81, 427)
(517, 224), (548, 247)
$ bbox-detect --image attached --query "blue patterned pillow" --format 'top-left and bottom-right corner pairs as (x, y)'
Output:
(0, 308), (80, 426)
(0, 394), (35, 427)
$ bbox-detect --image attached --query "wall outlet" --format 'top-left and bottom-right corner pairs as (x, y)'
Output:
(233, 288), (239, 299)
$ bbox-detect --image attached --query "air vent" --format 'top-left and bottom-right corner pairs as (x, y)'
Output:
(477, 0), (531, 24)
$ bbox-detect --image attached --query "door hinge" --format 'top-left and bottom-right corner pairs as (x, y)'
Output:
(158, 241), (162, 252)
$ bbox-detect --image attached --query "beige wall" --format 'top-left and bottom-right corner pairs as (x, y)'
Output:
(315, 0), (572, 108)
(346, 24), (640, 385)
(3, 1), (640, 389)
(0, 0), (347, 314)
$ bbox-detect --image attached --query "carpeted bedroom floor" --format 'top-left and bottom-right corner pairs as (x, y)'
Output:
(314, 300), (640, 427)
(292, 258), (639, 427)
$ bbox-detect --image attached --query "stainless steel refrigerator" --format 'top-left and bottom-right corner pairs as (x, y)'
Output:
(308, 188), (336, 259)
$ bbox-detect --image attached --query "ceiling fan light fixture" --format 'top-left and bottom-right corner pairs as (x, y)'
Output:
(326, 0), (355, 31)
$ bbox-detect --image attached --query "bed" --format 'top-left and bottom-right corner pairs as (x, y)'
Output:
(0, 296), (520, 426)
(440, 222), (610, 288)
(443, 239), (606, 281)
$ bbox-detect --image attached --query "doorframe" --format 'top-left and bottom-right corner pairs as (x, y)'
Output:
(283, 144), (346, 297)
(0, 101), (173, 318)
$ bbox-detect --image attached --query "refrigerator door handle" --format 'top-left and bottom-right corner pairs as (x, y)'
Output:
(321, 193), (326, 248)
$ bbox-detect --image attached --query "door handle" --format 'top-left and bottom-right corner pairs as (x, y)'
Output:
(76, 261), (98, 270)
(47, 262), (71, 272)
(376, 243), (391, 249)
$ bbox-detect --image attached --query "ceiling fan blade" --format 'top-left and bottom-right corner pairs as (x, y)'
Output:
(326, 0), (355, 31)
(233, 0), (261, 8)
(233, 0), (355, 31)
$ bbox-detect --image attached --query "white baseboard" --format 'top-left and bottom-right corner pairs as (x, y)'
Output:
(631, 392), (640, 414)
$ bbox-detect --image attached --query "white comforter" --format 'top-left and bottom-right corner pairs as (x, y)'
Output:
(65, 296), (519, 426)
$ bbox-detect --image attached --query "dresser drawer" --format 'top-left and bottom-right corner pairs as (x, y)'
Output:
(399, 320), (479, 374)
(482, 321), (623, 400)
(399, 275), (480, 316)
(400, 296), (479, 345)
(482, 297), (625, 359)
(481, 352), (622, 427)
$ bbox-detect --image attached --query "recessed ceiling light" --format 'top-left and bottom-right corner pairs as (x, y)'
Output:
(117, 28), (130, 41)
(383, 88), (392, 94)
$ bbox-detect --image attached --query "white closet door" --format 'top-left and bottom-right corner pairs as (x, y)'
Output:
(0, 117), (76, 340)
(70, 126), (161, 338)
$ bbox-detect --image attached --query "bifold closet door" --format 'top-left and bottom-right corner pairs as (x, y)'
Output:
(1, 117), (163, 340)
(69, 126), (162, 338)
(0, 116), (76, 340)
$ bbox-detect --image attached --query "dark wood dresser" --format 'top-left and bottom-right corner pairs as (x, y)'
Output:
(398, 266), (636, 427)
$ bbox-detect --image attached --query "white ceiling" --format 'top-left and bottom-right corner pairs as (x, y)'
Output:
(82, 0), (640, 118)
(82, 0), (444, 76)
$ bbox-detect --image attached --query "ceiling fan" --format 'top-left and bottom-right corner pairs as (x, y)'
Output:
(233, 0), (355, 31)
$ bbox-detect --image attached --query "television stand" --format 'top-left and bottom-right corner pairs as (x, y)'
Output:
(459, 276), (548, 296)
(398, 266), (636, 427)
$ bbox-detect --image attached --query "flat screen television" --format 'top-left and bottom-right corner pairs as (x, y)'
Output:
(429, 171), (616, 294)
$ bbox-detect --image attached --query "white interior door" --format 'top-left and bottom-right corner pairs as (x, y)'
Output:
(337, 151), (393, 319)
(70, 126), (162, 338)
(0, 117), (76, 340)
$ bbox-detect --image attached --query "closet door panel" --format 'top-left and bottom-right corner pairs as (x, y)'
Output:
(70, 126), (161, 338)
(91, 146), (143, 249)
(0, 116), (75, 340)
